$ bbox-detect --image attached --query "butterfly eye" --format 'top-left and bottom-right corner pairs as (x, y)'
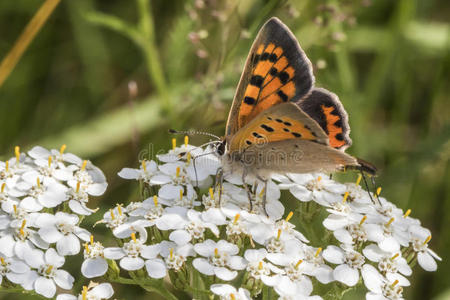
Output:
(217, 141), (226, 156)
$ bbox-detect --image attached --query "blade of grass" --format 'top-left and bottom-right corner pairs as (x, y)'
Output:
(0, 0), (61, 87)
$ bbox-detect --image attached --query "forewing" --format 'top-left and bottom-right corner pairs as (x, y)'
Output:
(297, 87), (352, 150)
(228, 102), (328, 152)
(225, 17), (314, 137)
(241, 139), (358, 174)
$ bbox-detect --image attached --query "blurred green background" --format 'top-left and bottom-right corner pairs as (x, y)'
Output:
(0, 0), (448, 299)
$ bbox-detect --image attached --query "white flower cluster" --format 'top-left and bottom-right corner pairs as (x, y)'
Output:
(86, 138), (440, 300)
(0, 145), (110, 298)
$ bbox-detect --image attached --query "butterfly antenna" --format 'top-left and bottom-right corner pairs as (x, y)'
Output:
(169, 129), (221, 141)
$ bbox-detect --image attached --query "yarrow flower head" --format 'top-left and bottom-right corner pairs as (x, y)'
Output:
(82, 138), (440, 300)
(0, 145), (107, 298)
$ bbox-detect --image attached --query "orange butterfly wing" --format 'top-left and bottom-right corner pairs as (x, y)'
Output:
(228, 103), (329, 152)
(297, 88), (353, 150)
(225, 17), (314, 138)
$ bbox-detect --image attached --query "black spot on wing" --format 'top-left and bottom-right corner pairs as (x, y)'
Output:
(250, 75), (264, 87)
(269, 67), (278, 76)
(333, 119), (343, 128)
(261, 124), (274, 132)
(277, 90), (288, 102)
(252, 132), (263, 138)
(269, 53), (278, 62)
(292, 132), (302, 138)
(261, 52), (269, 61)
(278, 71), (289, 84)
(244, 97), (256, 105)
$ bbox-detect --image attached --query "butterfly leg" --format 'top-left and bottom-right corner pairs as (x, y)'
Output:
(214, 167), (224, 207)
(258, 178), (269, 217)
(360, 169), (380, 206)
(192, 154), (199, 187)
(241, 167), (253, 212)
(370, 176), (382, 206)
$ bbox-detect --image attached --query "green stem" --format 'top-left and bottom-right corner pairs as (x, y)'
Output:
(185, 286), (211, 296)
(0, 286), (49, 299)
(109, 276), (137, 285)
(111, 274), (178, 300)
(140, 283), (178, 300)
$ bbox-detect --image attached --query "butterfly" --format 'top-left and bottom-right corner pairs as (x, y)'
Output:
(213, 17), (376, 207)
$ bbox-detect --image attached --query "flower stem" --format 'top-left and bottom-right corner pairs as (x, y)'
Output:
(126, 271), (179, 300)
(0, 286), (49, 299)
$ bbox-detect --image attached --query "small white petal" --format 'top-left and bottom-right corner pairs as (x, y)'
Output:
(0, 235), (15, 257)
(120, 257), (144, 271)
(155, 213), (185, 230)
(104, 247), (126, 260)
(334, 264), (359, 286)
(145, 258), (167, 279)
(10, 260), (29, 273)
(289, 185), (312, 202)
(228, 256), (247, 270)
(386, 273), (410, 286)
(57, 234), (80, 256)
(91, 283), (114, 298)
(322, 246), (345, 264)
(244, 249), (267, 262)
(149, 174), (172, 185)
(45, 248), (65, 267)
(141, 244), (161, 259)
(194, 240), (216, 257)
(38, 227), (63, 244)
(169, 230), (192, 245)
(68, 200), (94, 215)
(217, 240), (238, 255)
(362, 244), (384, 262)
(214, 267), (237, 281)
(118, 168), (140, 179)
(378, 236), (400, 253)
(54, 269), (74, 289)
(202, 208), (226, 225)
(87, 183), (107, 196)
(314, 265), (334, 284)
(81, 258), (108, 278)
(35, 277), (56, 298)
(334, 229), (353, 244)
(418, 251), (437, 271)
(362, 265), (383, 293)
(210, 283), (236, 296)
(193, 258), (214, 275)
(24, 248), (45, 269)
